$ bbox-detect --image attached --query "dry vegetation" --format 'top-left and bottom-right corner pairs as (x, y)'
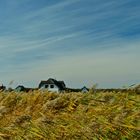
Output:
(0, 90), (140, 140)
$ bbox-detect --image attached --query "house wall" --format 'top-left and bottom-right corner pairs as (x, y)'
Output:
(40, 84), (60, 93)
(81, 88), (88, 93)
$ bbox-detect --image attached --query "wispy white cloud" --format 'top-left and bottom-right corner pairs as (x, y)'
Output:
(1, 40), (140, 88)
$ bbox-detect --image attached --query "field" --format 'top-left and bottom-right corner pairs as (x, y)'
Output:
(0, 89), (140, 140)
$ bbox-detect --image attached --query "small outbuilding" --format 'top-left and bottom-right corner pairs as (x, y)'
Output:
(15, 85), (37, 92)
(81, 86), (89, 93)
(15, 85), (25, 92)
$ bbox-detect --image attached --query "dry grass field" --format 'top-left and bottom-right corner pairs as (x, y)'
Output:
(0, 89), (140, 140)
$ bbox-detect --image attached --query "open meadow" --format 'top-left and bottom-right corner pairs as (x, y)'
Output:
(0, 90), (140, 140)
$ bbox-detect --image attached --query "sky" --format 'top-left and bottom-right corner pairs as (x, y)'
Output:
(0, 0), (140, 88)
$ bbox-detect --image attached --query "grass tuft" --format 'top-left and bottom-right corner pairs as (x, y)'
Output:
(0, 90), (139, 139)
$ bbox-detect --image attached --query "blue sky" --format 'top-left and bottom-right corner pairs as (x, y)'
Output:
(0, 0), (140, 88)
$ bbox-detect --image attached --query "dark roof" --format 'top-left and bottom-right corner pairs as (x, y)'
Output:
(38, 78), (66, 90)
(58, 81), (66, 88)
(15, 85), (25, 91)
(81, 86), (89, 91)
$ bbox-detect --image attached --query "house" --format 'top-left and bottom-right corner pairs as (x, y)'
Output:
(81, 86), (89, 93)
(38, 78), (66, 93)
(15, 85), (37, 92)
(15, 85), (25, 92)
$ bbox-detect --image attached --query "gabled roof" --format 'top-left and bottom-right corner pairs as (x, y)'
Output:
(38, 78), (66, 90)
(81, 86), (89, 91)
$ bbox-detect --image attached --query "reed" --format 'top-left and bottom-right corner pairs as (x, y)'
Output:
(0, 90), (139, 140)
